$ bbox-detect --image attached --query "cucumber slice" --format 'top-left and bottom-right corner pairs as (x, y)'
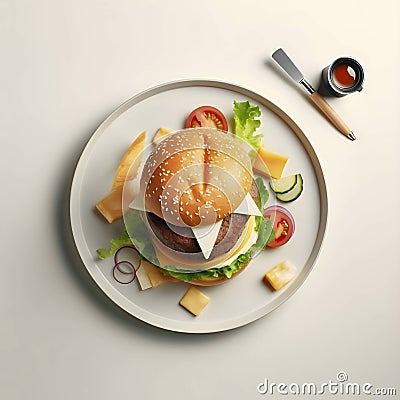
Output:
(270, 174), (297, 194)
(276, 174), (303, 202)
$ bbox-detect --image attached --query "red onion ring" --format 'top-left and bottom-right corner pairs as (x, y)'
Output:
(114, 245), (140, 267)
(115, 261), (134, 275)
(263, 205), (295, 233)
(112, 261), (136, 284)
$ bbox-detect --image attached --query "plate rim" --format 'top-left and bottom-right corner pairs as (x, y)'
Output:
(69, 78), (328, 333)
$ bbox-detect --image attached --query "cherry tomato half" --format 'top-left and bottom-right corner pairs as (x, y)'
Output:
(185, 106), (228, 131)
(263, 205), (295, 248)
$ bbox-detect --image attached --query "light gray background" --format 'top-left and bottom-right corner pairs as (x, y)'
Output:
(1, 1), (399, 399)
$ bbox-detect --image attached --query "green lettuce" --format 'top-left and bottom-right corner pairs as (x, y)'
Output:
(254, 177), (269, 231)
(124, 210), (159, 265)
(255, 177), (269, 212)
(233, 100), (263, 152)
(96, 210), (158, 265)
(97, 231), (132, 259)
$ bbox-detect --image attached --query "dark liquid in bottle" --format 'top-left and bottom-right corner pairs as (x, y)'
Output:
(333, 64), (356, 88)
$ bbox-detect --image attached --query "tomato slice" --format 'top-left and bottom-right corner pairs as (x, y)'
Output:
(263, 205), (295, 248)
(185, 106), (228, 131)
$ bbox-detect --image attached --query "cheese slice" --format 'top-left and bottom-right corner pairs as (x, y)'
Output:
(190, 194), (260, 259)
(234, 192), (262, 217)
(128, 191), (146, 211)
(191, 220), (223, 260)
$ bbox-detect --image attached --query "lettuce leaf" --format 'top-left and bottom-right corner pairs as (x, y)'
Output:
(97, 231), (132, 260)
(96, 210), (159, 265)
(124, 210), (159, 266)
(255, 177), (269, 212)
(254, 177), (269, 231)
(233, 100), (263, 152)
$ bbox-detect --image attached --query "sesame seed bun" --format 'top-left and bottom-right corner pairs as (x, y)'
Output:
(141, 128), (253, 227)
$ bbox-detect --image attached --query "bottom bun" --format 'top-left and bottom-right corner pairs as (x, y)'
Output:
(187, 259), (251, 287)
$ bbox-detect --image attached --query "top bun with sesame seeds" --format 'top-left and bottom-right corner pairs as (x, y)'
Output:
(141, 128), (253, 228)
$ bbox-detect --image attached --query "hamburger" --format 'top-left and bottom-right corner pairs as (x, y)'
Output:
(122, 128), (274, 286)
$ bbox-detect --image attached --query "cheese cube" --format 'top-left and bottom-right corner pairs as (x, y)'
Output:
(264, 261), (297, 291)
(253, 146), (288, 179)
(179, 287), (210, 316)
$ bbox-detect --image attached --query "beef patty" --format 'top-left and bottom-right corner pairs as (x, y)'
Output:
(146, 181), (259, 261)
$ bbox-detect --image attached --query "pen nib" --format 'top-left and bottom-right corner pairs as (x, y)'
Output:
(348, 131), (356, 141)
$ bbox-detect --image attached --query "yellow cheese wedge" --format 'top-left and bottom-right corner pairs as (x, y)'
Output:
(152, 127), (174, 144)
(179, 286), (210, 316)
(253, 146), (288, 179)
(95, 185), (124, 223)
(264, 260), (297, 291)
(112, 131), (146, 189)
(96, 132), (146, 223)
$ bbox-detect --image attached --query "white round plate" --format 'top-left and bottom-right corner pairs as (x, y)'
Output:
(70, 80), (328, 333)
